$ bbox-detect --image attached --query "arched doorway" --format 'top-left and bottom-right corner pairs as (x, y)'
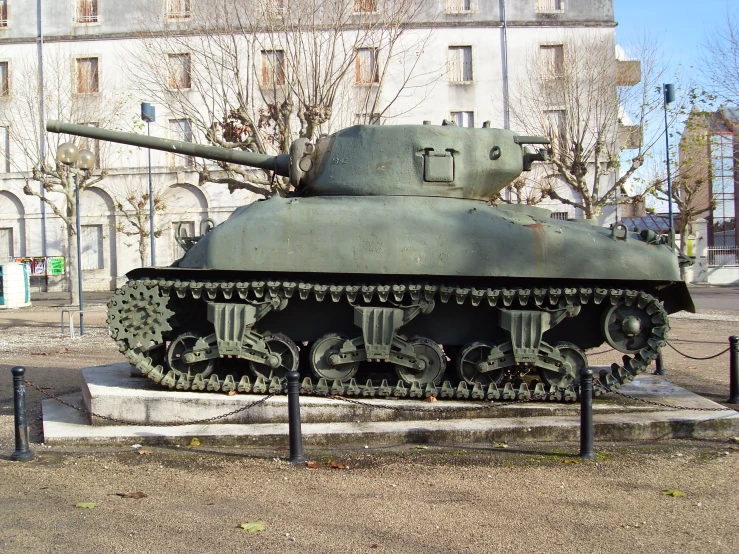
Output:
(79, 186), (117, 290)
(163, 183), (209, 264)
(0, 191), (26, 262)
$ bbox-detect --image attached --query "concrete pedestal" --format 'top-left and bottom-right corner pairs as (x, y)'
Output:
(41, 362), (739, 446)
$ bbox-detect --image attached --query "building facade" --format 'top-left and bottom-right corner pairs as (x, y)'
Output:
(0, 0), (625, 291)
(679, 108), (738, 263)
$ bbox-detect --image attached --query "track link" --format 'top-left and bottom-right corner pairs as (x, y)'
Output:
(109, 278), (670, 402)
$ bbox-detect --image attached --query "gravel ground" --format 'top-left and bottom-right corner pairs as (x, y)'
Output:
(0, 304), (738, 553)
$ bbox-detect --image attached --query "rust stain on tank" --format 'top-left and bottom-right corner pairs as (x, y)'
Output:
(524, 222), (547, 276)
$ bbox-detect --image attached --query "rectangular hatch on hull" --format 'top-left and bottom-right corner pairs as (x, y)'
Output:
(423, 149), (455, 182)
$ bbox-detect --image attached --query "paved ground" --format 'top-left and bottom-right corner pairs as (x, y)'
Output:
(0, 289), (737, 553)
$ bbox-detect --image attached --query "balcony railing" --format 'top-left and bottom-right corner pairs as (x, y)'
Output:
(708, 246), (739, 266)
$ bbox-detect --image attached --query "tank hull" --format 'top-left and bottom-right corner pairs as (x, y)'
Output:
(172, 195), (691, 313)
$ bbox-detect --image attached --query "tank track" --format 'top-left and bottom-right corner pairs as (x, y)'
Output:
(109, 278), (669, 402)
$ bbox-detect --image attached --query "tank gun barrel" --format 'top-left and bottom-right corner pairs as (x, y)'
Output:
(46, 120), (290, 176)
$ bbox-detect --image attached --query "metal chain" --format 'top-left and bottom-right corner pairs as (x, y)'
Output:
(313, 391), (533, 412)
(24, 379), (277, 426)
(665, 341), (730, 361)
(601, 385), (735, 412)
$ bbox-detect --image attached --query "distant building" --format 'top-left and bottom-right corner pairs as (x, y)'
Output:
(1, 0), (622, 291)
(679, 107), (738, 249)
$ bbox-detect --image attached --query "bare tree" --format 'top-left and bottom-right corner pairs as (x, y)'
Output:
(509, 33), (682, 219)
(0, 48), (129, 304)
(128, 0), (436, 198)
(700, 8), (739, 105)
(113, 181), (168, 267)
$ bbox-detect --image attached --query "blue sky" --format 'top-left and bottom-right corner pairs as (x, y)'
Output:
(615, 0), (732, 82)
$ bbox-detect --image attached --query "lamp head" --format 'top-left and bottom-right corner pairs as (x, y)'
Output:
(56, 142), (78, 165)
(664, 84), (675, 105)
(77, 149), (96, 170)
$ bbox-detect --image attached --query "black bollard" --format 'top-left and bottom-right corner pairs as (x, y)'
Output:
(579, 367), (596, 460)
(10, 366), (34, 462)
(729, 336), (739, 404)
(286, 370), (306, 464)
(654, 352), (666, 376)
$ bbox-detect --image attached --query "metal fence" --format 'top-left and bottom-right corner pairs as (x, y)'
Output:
(708, 246), (739, 267)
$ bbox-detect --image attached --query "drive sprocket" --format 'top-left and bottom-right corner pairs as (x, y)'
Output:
(107, 281), (175, 347)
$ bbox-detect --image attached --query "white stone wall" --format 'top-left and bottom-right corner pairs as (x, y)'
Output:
(0, 0), (619, 290)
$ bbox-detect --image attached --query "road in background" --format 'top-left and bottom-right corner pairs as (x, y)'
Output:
(688, 285), (739, 312)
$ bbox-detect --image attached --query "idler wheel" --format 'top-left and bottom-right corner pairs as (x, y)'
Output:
(395, 337), (446, 386)
(539, 342), (588, 388)
(309, 334), (360, 382)
(249, 333), (300, 381)
(602, 301), (653, 353)
(456, 341), (509, 386)
(166, 332), (215, 378)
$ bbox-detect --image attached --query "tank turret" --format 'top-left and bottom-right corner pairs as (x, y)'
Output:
(47, 120), (548, 200)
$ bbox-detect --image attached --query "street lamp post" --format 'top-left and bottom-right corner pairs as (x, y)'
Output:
(56, 142), (95, 335)
(141, 103), (156, 266)
(663, 83), (676, 249)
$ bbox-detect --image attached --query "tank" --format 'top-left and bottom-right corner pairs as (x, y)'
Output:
(47, 119), (694, 401)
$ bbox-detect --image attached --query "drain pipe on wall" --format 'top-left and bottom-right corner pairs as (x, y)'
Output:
(37, 0), (47, 257)
(501, 0), (511, 202)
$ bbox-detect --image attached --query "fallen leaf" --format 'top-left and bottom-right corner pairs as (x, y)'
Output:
(563, 459), (579, 464)
(413, 445), (429, 450)
(328, 461), (346, 469)
(188, 437), (201, 449)
(492, 443), (509, 449)
(306, 461), (319, 469)
(115, 492), (148, 499)
(239, 521), (265, 533)
(730, 437), (739, 444)
(274, 446), (289, 452)
(687, 366), (696, 369)
(227, 390), (237, 396)
(662, 489), (686, 497)
(75, 502), (97, 509)
(137, 449), (152, 456)
(370, 545), (378, 549)
(59, 347), (70, 354)
(426, 395), (438, 403)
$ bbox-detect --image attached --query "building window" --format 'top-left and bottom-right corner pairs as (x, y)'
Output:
(0, 227), (13, 261)
(0, 126), (10, 172)
(81, 225), (104, 270)
(76, 57), (99, 93)
(356, 48), (379, 84)
(353, 0), (376, 13)
(75, 0), (99, 24)
(536, 0), (564, 13)
(261, 50), (285, 86)
(168, 119), (193, 167)
(168, 53), (191, 89)
(448, 46), (472, 82)
(551, 211), (569, 220)
(451, 111), (474, 128)
(0, 62), (8, 96)
(540, 44), (564, 80)
(0, 1), (8, 27)
(166, 0), (191, 19)
(355, 113), (381, 125)
(78, 122), (100, 168)
(545, 109), (566, 155)
(710, 134), (736, 247)
(447, 0), (471, 13)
